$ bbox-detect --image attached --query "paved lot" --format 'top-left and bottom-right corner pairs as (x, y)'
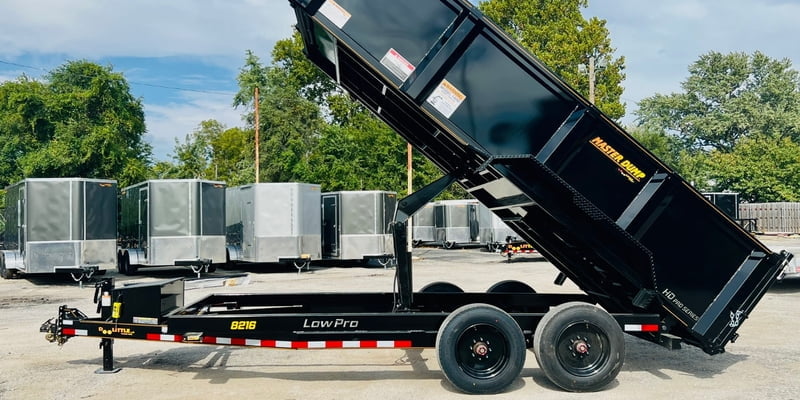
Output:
(1, 241), (799, 400)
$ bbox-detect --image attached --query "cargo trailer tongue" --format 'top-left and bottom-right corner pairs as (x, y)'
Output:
(39, 0), (792, 395)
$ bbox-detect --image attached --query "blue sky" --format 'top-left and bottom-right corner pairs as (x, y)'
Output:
(2, 1), (800, 162)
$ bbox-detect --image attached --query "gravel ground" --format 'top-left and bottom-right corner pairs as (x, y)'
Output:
(1, 241), (799, 400)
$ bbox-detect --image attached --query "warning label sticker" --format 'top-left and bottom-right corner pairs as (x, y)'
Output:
(380, 48), (416, 82)
(426, 79), (466, 118)
(319, 0), (351, 29)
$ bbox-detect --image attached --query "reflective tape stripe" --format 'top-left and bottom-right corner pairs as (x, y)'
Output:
(143, 334), (413, 349)
(62, 328), (87, 336)
(146, 333), (181, 341)
(624, 324), (660, 332)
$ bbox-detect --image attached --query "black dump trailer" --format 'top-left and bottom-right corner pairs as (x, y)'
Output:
(41, 0), (792, 395)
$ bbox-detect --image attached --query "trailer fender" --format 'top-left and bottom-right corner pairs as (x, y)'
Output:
(125, 248), (145, 266)
(1, 250), (24, 278)
(225, 245), (242, 264)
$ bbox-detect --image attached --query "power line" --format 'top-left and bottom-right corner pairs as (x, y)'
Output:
(0, 59), (236, 96)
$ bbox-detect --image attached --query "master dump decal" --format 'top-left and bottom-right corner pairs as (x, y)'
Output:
(589, 136), (647, 183)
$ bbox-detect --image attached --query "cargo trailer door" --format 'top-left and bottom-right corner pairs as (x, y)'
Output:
(433, 204), (446, 245)
(321, 194), (340, 258)
(468, 204), (479, 242)
(139, 187), (149, 257)
(18, 185), (25, 256)
(242, 187), (256, 260)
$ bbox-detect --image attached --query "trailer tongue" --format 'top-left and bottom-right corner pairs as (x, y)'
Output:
(41, 0), (792, 394)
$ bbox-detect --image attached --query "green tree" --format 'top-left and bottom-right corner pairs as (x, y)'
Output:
(0, 60), (151, 188)
(706, 136), (800, 202)
(636, 51), (800, 153)
(234, 45), (323, 183)
(478, 0), (626, 119)
(162, 120), (254, 186)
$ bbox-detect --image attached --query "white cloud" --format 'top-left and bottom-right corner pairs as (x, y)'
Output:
(0, 1), (295, 61)
(144, 93), (247, 161)
(585, 0), (800, 124)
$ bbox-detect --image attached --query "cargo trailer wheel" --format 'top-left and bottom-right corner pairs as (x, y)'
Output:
(122, 253), (137, 275)
(1, 255), (16, 279)
(436, 303), (526, 394)
(116, 253), (127, 275)
(421, 281), (464, 293)
(533, 302), (624, 392)
(487, 280), (536, 294)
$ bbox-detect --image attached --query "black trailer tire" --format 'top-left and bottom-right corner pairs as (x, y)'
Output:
(122, 253), (137, 275)
(420, 281), (464, 293)
(207, 263), (218, 273)
(533, 302), (624, 392)
(487, 280), (536, 294)
(436, 303), (526, 394)
(116, 252), (127, 275)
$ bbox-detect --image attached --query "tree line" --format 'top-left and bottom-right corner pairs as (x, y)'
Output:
(2, 0), (800, 218)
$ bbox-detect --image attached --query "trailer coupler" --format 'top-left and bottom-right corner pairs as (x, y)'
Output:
(40, 305), (88, 346)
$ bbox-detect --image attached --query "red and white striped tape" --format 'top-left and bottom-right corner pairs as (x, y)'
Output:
(145, 334), (412, 348)
(623, 324), (659, 332)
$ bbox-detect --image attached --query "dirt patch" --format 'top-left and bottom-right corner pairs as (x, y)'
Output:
(0, 296), (70, 309)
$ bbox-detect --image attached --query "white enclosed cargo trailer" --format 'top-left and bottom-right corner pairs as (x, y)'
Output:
(226, 182), (322, 269)
(1, 178), (117, 280)
(117, 179), (226, 275)
(321, 190), (396, 266)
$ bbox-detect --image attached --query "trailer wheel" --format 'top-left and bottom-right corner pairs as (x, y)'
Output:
(436, 303), (526, 394)
(533, 302), (624, 392)
(420, 281), (464, 293)
(116, 252), (127, 275)
(122, 253), (137, 275)
(0, 255), (15, 279)
(487, 280), (536, 294)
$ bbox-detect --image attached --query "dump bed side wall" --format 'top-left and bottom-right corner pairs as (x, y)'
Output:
(290, 0), (788, 353)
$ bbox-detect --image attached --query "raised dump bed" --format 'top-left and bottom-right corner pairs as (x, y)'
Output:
(291, 0), (789, 356)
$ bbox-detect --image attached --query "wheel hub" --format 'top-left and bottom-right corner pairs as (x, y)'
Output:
(570, 336), (591, 357)
(472, 340), (490, 357)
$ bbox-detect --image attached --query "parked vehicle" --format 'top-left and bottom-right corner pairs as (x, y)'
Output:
(321, 190), (395, 266)
(1, 178), (117, 280)
(478, 203), (520, 252)
(117, 179), (226, 275)
(225, 182), (322, 270)
(411, 202), (435, 247)
(433, 199), (481, 249)
(41, 0), (792, 395)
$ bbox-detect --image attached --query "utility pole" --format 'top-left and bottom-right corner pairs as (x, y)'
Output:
(254, 87), (260, 183)
(588, 55), (596, 104)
